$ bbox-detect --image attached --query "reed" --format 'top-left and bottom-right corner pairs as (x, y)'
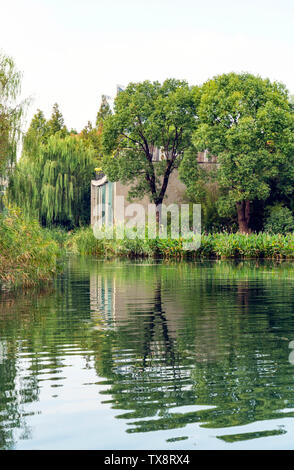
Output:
(66, 227), (294, 260)
(0, 207), (62, 289)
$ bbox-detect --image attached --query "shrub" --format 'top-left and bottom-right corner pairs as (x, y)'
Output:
(43, 226), (69, 248)
(65, 226), (106, 256)
(66, 226), (294, 260)
(264, 204), (294, 234)
(0, 207), (62, 288)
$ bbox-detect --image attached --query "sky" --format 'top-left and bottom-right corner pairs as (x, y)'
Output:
(1, 0), (293, 132)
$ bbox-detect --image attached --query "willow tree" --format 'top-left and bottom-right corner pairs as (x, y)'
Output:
(8, 134), (96, 227)
(0, 52), (28, 176)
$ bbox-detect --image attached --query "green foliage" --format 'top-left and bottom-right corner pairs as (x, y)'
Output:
(0, 52), (28, 175)
(8, 134), (96, 227)
(79, 96), (112, 163)
(47, 103), (68, 137)
(42, 226), (69, 248)
(102, 79), (197, 205)
(79, 120), (102, 158)
(23, 109), (48, 152)
(203, 232), (294, 259)
(0, 207), (62, 288)
(66, 227), (294, 260)
(23, 104), (69, 155)
(180, 157), (236, 232)
(178, 148), (201, 197)
(264, 203), (294, 234)
(180, 72), (294, 232)
(96, 94), (112, 127)
(66, 226), (106, 256)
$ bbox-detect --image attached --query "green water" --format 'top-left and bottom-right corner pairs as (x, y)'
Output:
(1, 257), (294, 450)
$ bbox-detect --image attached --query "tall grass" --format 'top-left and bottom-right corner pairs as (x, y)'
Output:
(0, 207), (62, 289)
(66, 227), (294, 259)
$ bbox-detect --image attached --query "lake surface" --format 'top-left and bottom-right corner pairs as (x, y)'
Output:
(1, 257), (294, 450)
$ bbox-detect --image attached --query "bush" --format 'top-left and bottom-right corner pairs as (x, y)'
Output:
(0, 207), (62, 288)
(65, 226), (106, 256)
(66, 226), (294, 260)
(264, 204), (294, 234)
(43, 226), (69, 248)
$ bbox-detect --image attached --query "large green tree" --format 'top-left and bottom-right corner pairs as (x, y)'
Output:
(101, 79), (197, 218)
(180, 73), (294, 233)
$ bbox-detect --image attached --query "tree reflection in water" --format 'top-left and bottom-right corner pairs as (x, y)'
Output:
(1, 259), (294, 448)
(89, 260), (294, 437)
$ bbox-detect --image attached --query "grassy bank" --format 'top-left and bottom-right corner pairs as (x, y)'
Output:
(66, 227), (294, 259)
(0, 208), (62, 289)
(3, 216), (294, 292)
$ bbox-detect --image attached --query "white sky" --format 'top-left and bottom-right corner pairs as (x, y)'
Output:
(1, 0), (293, 132)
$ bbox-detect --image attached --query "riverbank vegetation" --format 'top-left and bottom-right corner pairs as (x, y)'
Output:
(0, 207), (62, 289)
(65, 227), (294, 260)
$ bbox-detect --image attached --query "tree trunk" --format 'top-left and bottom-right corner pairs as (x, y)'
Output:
(236, 200), (251, 233)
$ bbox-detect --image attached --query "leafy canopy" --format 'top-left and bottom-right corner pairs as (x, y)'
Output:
(102, 79), (198, 204)
(47, 103), (68, 137)
(264, 203), (294, 234)
(9, 131), (96, 227)
(80, 95), (112, 162)
(23, 104), (69, 155)
(180, 72), (294, 216)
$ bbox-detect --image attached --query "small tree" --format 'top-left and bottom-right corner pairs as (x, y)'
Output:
(96, 94), (112, 128)
(47, 103), (68, 138)
(22, 109), (49, 154)
(80, 96), (112, 162)
(102, 79), (197, 220)
(181, 73), (294, 233)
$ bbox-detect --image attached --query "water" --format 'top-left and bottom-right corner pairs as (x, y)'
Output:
(1, 256), (294, 450)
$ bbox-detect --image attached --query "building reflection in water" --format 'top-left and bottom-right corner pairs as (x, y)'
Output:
(2, 259), (294, 448)
(87, 261), (294, 440)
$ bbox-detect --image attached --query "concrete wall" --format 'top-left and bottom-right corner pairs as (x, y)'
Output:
(91, 152), (218, 226)
(114, 169), (187, 224)
(91, 169), (188, 227)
